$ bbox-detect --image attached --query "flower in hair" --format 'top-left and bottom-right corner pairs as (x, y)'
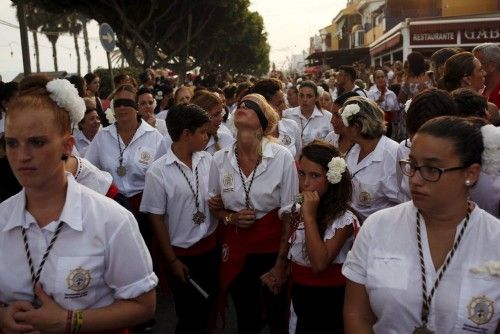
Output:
(46, 79), (85, 126)
(404, 99), (412, 113)
(341, 103), (360, 127)
(480, 124), (500, 175)
(326, 157), (347, 184)
(104, 100), (116, 124)
(317, 86), (325, 96)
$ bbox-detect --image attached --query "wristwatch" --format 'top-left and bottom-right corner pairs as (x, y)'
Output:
(224, 213), (233, 226)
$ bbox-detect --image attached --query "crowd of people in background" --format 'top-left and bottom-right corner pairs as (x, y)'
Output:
(0, 42), (499, 334)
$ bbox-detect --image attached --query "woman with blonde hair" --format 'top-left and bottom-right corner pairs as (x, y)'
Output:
(341, 96), (401, 222)
(209, 93), (298, 333)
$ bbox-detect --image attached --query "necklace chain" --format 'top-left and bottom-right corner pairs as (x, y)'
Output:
(22, 221), (64, 305)
(116, 125), (128, 167)
(234, 146), (261, 209)
(174, 161), (201, 210)
(416, 206), (471, 327)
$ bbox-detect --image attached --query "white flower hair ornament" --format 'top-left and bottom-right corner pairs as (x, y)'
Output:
(46, 79), (85, 126)
(341, 103), (361, 127)
(480, 124), (500, 175)
(404, 99), (412, 113)
(327, 157), (347, 184)
(104, 100), (116, 124)
(317, 86), (325, 97)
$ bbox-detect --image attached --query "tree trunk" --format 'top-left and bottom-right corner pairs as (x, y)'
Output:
(82, 18), (91, 73)
(51, 41), (58, 71)
(31, 30), (40, 72)
(73, 32), (81, 75)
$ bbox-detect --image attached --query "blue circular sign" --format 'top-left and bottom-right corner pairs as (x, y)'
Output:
(99, 23), (116, 53)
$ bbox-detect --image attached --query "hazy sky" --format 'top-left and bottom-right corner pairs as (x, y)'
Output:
(0, 0), (345, 81)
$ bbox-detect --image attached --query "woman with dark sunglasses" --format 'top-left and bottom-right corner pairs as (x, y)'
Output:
(343, 116), (500, 333)
(209, 93), (298, 334)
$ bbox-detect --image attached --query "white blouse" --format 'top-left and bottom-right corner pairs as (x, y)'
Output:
(85, 121), (164, 197)
(343, 201), (500, 334)
(209, 139), (298, 219)
(0, 174), (157, 309)
(74, 156), (113, 195)
(278, 118), (302, 158)
(283, 106), (333, 146)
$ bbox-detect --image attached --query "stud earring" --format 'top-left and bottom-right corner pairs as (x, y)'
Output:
(465, 180), (471, 186)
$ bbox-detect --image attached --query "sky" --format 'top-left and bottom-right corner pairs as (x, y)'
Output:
(0, 0), (345, 81)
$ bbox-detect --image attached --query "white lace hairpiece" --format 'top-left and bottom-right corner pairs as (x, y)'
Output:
(481, 124), (500, 175)
(326, 156), (347, 184)
(46, 79), (85, 126)
(341, 103), (361, 127)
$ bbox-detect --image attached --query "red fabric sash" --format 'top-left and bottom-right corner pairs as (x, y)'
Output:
(219, 208), (281, 292)
(290, 262), (345, 287)
(105, 183), (119, 199)
(172, 233), (217, 257)
(127, 192), (143, 216)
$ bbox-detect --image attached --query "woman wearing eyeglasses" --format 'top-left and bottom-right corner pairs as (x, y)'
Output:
(343, 116), (500, 334)
(209, 93), (298, 334)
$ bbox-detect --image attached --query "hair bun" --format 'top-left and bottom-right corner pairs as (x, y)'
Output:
(18, 74), (52, 96)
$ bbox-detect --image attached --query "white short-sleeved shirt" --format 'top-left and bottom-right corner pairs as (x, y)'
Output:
(368, 87), (400, 112)
(278, 118), (302, 158)
(85, 121), (164, 197)
(155, 128), (234, 159)
(283, 106), (333, 146)
(74, 156), (113, 195)
(470, 172), (500, 218)
(324, 131), (340, 147)
(155, 109), (168, 121)
(74, 131), (94, 157)
(396, 139), (411, 202)
(209, 139), (298, 219)
(140, 148), (217, 248)
(0, 174), (158, 309)
(342, 201), (500, 334)
(152, 117), (168, 136)
(345, 135), (401, 221)
(288, 210), (358, 266)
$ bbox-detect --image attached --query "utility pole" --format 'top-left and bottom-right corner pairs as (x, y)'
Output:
(17, 1), (32, 75)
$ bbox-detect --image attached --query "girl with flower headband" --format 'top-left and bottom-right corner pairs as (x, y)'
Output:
(0, 74), (157, 334)
(288, 140), (359, 333)
(343, 116), (500, 333)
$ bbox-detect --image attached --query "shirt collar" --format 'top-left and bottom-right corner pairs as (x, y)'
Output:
(164, 146), (205, 170)
(2, 173), (83, 232)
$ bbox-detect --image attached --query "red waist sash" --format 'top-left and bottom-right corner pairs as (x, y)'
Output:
(105, 183), (119, 199)
(220, 208), (281, 292)
(290, 261), (346, 287)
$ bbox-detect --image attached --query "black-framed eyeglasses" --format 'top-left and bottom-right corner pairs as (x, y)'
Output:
(399, 160), (466, 182)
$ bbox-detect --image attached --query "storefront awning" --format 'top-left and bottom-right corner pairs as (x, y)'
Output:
(370, 32), (402, 56)
(306, 47), (370, 68)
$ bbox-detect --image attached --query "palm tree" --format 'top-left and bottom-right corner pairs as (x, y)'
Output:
(19, 3), (43, 72)
(40, 15), (68, 72)
(80, 15), (92, 73)
(68, 13), (83, 75)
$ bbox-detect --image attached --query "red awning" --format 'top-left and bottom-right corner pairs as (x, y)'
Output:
(370, 33), (402, 56)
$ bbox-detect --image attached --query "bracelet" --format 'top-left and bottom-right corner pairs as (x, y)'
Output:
(71, 310), (83, 334)
(65, 310), (73, 334)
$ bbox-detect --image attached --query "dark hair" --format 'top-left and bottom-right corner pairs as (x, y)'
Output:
(138, 71), (150, 85)
(235, 82), (252, 101)
(223, 84), (237, 99)
(451, 88), (488, 118)
(83, 72), (98, 85)
(319, 83), (330, 93)
(431, 47), (462, 68)
(298, 80), (318, 96)
(333, 91), (358, 107)
(251, 78), (282, 102)
(389, 83), (401, 96)
(78, 108), (99, 130)
(443, 52), (476, 92)
(114, 74), (130, 87)
(407, 52), (427, 77)
(136, 87), (154, 100)
(417, 116), (484, 167)
(0, 81), (19, 111)
(406, 88), (457, 136)
(67, 75), (86, 98)
(299, 140), (354, 239)
(339, 65), (357, 82)
(288, 85), (298, 94)
(12, 74), (71, 134)
(166, 103), (209, 142)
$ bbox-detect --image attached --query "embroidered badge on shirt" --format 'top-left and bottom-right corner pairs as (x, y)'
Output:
(467, 295), (495, 325)
(138, 150), (152, 165)
(281, 134), (292, 146)
(358, 191), (373, 207)
(222, 172), (234, 192)
(66, 266), (91, 292)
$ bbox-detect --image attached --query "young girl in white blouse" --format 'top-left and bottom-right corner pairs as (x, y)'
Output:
(140, 104), (218, 333)
(288, 140), (359, 333)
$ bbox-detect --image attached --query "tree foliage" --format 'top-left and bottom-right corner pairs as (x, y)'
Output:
(17, 0), (270, 75)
